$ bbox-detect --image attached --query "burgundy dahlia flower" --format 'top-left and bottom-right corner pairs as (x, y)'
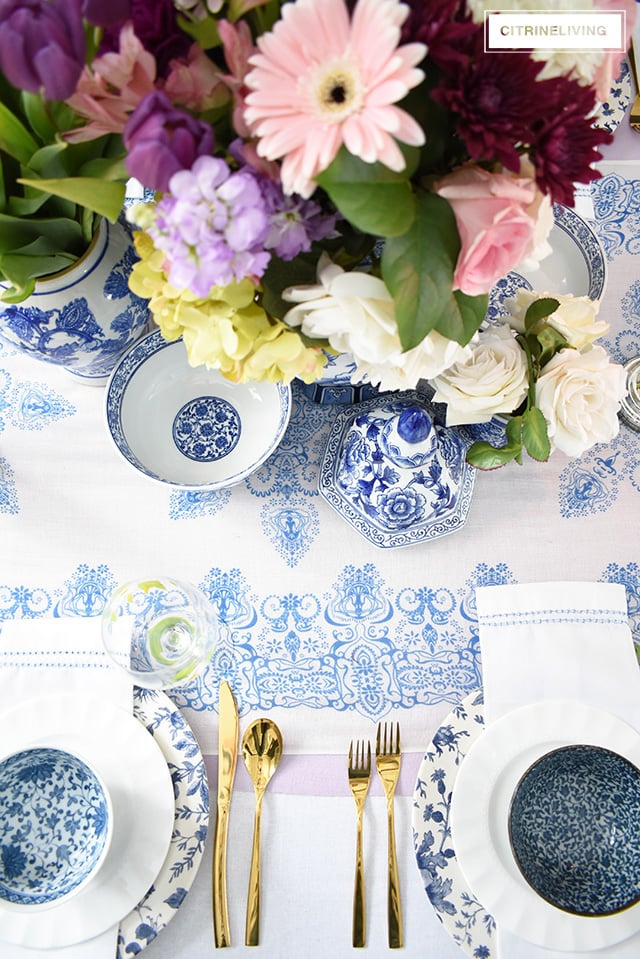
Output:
(530, 81), (613, 206)
(100, 0), (191, 77)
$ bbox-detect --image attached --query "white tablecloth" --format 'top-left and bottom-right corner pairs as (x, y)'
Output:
(0, 130), (639, 959)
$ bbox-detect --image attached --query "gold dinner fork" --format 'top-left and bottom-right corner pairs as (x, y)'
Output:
(628, 37), (640, 131)
(376, 721), (403, 949)
(348, 739), (371, 948)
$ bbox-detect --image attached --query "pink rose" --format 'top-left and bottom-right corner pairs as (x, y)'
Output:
(435, 164), (543, 297)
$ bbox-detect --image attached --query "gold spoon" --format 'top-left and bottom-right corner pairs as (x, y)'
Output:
(241, 718), (283, 946)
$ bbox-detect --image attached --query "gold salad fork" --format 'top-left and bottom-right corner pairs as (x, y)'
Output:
(348, 739), (371, 948)
(628, 37), (640, 131)
(376, 722), (403, 949)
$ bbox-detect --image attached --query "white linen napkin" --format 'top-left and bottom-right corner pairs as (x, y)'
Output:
(0, 616), (131, 958)
(476, 580), (640, 959)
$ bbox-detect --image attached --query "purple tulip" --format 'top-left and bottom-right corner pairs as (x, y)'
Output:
(123, 91), (214, 192)
(81, 0), (130, 28)
(0, 0), (85, 101)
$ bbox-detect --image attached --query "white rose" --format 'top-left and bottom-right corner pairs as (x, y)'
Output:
(283, 253), (471, 387)
(355, 330), (472, 392)
(535, 346), (627, 457)
(505, 288), (609, 350)
(430, 326), (529, 426)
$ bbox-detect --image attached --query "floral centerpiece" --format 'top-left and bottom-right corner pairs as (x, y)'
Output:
(0, 0), (634, 465)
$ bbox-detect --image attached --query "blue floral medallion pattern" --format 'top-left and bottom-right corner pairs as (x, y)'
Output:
(0, 746), (110, 905)
(172, 396), (241, 462)
(2, 560), (639, 718)
(170, 385), (329, 564)
(591, 173), (640, 260)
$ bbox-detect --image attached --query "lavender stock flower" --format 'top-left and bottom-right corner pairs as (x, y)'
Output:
(123, 91), (215, 192)
(0, 0), (85, 101)
(145, 155), (270, 294)
(259, 176), (336, 260)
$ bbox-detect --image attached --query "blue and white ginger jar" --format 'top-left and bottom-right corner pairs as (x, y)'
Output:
(0, 217), (150, 385)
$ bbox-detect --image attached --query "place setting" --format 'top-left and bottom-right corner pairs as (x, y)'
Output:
(0, 577), (217, 958)
(412, 580), (640, 959)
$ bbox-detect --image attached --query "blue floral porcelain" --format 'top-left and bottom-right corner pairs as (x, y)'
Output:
(319, 392), (476, 548)
(0, 746), (111, 905)
(509, 744), (640, 916)
(0, 218), (150, 385)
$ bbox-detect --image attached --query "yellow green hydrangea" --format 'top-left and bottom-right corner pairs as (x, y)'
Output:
(129, 232), (327, 384)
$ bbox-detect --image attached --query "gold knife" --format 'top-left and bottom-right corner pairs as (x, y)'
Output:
(212, 680), (238, 947)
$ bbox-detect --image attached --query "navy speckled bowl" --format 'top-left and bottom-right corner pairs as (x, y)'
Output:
(509, 745), (640, 916)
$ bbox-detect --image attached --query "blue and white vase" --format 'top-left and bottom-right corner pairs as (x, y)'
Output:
(0, 217), (150, 385)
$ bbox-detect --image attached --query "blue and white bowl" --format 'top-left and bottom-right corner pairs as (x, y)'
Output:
(319, 392), (476, 548)
(509, 744), (640, 916)
(0, 746), (112, 906)
(105, 329), (291, 489)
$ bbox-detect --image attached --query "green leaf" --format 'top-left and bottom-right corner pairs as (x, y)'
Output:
(27, 141), (70, 177)
(176, 13), (221, 48)
(466, 440), (522, 470)
(0, 100), (39, 165)
(0, 213), (84, 255)
(381, 192), (486, 349)
(17, 177), (126, 222)
(261, 251), (320, 322)
(79, 156), (128, 182)
(505, 415), (523, 445)
(7, 192), (50, 216)
(537, 324), (569, 367)
(524, 296), (560, 331)
(0, 242), (77, 301)
(20, 92), (56, 144)
(522, 406), (551, 461)
(315, 149), (416, 237)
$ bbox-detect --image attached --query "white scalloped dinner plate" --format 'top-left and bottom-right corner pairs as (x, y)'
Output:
(0, 694), (174, 949)
(450, 700), (640, 952)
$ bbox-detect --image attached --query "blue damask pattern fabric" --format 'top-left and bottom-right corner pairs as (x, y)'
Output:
(0, 368), (76, 514)
(1, 560), (638, 719)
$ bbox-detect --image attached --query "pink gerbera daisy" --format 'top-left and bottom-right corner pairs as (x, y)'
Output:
(243, 0), (426, 197)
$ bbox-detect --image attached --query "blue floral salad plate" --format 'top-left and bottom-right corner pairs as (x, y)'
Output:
(445, 699), (640, 954)
(319, 392), (476, 548)
(412, 693), (640, 958)
(0, 691), (207, 956)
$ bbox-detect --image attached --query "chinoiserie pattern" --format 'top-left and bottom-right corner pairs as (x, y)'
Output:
(0, 560), (639, 721)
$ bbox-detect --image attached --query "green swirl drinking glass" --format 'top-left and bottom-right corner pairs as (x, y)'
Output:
(101, 577), (221, 689)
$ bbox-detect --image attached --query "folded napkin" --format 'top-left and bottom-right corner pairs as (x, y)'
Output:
(0, 616), (131, 959)
(476, 581), (640, 959)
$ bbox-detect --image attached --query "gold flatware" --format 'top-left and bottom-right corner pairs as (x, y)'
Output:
(348, 739), (371, 948)
(212, 680), (238, 948)
(628, 37), (640, 131)
(376, 721), (403, 949)
(242, 718), (283, 947)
